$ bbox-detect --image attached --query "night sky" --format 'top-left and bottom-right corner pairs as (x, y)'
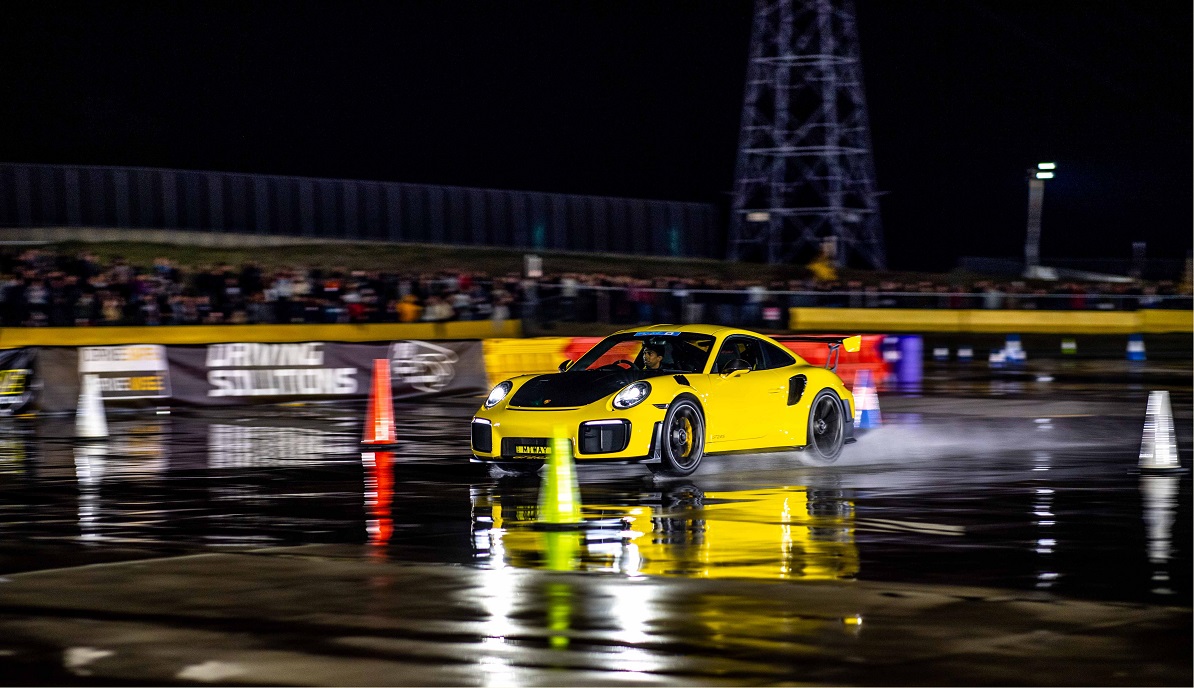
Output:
(1, 1), (1190, 271)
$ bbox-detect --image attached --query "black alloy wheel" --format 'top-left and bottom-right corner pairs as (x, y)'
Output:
(648, 396), (705, 477)
(805, 389), (845, 464)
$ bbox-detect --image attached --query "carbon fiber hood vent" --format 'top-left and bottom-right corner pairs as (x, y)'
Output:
(509, 370), (652, 408)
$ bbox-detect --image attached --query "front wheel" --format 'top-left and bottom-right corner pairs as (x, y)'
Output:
(804, 389), (845, 464)
(647, 396), (705, 477)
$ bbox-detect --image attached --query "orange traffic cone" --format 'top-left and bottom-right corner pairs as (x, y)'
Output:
(362, 359), (398, 445)
(362, 451), (394, 550)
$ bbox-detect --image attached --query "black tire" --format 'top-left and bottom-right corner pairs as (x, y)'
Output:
(805, 389), (845, 464)
(647, 396), (705, 477)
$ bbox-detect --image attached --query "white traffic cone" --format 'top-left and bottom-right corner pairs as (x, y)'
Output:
(852, 369), (881, 429)
(75, 374), (109, 440)
(1004, 334), (1026, 364)
(1139, 391), (1180, 471)
(988, 349), (1006, 368)
(1127, 334), (1146, 361)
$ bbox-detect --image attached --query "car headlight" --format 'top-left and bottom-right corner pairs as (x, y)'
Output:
(484, 381), (513, 409)
(612, 381), (651, 410)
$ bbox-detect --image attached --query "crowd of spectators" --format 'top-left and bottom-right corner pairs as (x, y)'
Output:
(0, 249), (1188, 329)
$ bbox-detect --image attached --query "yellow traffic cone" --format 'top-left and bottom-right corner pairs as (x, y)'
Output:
(543, 530), (582, 571)
(545, 579), (574, 650)
(1139, 391), (1181, 472)
(537, 427), (582, 526)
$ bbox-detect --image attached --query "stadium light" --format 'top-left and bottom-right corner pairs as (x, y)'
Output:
(1024, 163), (1056, 279)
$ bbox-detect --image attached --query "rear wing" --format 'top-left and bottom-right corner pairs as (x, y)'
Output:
(771, 335), (861, 373)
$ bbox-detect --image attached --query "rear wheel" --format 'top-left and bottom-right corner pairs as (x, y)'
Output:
(647, 396), (705, 477)
(805, 389), (845, 464)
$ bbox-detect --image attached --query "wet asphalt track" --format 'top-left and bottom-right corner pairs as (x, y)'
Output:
(0, 358), (1190, 685)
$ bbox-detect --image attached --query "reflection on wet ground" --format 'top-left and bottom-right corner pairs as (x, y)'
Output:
(0, 359), (1190, 684)
(1, 359), (1189, 607)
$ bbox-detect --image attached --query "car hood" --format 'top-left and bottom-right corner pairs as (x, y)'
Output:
(508, 369), (654, 408)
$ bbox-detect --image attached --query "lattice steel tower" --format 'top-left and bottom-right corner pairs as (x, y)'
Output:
(728, 0), (886, 267)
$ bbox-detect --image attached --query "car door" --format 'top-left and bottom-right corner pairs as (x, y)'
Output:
(700, 335), (774, 444)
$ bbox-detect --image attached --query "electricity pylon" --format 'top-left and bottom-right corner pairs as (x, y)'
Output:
(728, 0), (886, 268)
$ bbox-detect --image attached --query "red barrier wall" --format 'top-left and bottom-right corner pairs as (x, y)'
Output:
(778, 334), (889, 387)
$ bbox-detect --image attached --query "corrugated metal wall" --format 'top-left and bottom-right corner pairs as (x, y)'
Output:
(0, 163), (721, 257)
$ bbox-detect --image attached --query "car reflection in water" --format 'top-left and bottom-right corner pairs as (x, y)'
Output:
(469, 478), (864, 659)
(469, 480), (859, 582)
(469, 479), (863, 655)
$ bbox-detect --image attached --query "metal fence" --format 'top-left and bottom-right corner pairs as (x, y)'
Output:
(0, 163), (721, 257)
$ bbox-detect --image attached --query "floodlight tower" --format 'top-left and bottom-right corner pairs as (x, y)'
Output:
(1023, 162), (1055, 279)
(728, 0), (886, 268)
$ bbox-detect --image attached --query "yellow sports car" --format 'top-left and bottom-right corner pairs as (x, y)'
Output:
(471, 325), (860, 477)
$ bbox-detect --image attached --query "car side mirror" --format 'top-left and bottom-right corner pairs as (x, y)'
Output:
(720, 359), (751, 376)
(558, 359), (571, 372)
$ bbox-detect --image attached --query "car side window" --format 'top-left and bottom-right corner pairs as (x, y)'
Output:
(715, 336), (764, 372)
(759, 340), (796, 370)
(713, 339), (738, 372)
(737, 338), (764, 370)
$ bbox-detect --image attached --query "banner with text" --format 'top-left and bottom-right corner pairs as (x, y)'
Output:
(165, 340), (486, 406)
(78, 344), (172, 401)
(0, 348), (37, 416)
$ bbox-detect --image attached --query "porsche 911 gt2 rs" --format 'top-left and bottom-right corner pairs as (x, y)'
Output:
(471, 325), (859, 477)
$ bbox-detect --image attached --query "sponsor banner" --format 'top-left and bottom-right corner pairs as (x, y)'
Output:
(168, 342), (367, 406)
(0, 348), (37, 416)
(166, 340), (486, 406)
(79, 345), (172, 400)
(389, 339), (485, 396)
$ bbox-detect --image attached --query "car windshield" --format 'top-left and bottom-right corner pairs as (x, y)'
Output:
(572, 331), (716, 373)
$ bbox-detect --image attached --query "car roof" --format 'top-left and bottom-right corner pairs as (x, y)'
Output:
(611, 324), (762, 339)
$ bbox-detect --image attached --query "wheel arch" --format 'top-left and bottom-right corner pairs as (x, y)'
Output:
(669, 390), (704, 415)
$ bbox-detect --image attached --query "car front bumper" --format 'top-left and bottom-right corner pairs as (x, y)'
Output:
(470, 405), (666, 464)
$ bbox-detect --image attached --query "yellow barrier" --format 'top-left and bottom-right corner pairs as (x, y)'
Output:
(1139, 309), (1194, 333)
(0, 319), (522, 348)
(481, 337), (573, 387)
(789, 308), (1192, 334)
(790, 308), (963, 332)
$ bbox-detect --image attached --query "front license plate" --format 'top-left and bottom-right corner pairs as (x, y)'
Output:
(502, 437), (560, 460)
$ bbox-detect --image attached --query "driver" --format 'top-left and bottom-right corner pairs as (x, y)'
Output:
(641, 342), (665, 370)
